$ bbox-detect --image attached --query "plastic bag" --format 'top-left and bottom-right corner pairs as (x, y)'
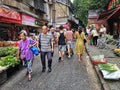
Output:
(30, 46), (40, 55)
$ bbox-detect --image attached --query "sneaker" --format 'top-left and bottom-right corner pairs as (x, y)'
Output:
(58, 57), (61, 62)
(61, 58), (64, 61)
(48, 68), (52, 72)
(42, 68), (46, 72)
(68, 55), (71, 58)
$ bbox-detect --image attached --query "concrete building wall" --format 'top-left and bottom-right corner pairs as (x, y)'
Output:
(0, 0), (30, 11)
(55, 2), (69, 18)
(0, 0), (46, 20)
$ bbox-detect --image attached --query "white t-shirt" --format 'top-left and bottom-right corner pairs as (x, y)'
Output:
(91, 30), (98, 37)
(99, 27), (106, 37)
(86, 28), (91, 35)
(100, 27), (106, 34)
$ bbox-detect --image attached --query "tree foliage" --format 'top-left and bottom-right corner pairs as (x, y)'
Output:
(73, 0), (109, 26)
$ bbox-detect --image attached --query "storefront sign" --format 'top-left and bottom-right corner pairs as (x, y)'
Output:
(108, 0), (120, 10)
(35, 20), (43, 26)
(22, 14), (36, 26)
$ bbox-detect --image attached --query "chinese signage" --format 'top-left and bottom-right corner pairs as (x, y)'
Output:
(35, 20), (43, 26)
(22, 14), (36, 26)
(108, 0), (120, 10)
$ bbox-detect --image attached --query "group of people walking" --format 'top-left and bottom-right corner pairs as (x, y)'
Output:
(17, 25), (87, 81)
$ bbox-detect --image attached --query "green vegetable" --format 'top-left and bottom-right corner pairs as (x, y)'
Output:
(98, 64), (118, 73)
(0, 55), (20, 67)
(0, 47), (18, 57)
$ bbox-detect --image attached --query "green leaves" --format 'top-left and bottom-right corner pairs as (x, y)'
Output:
(0, 56), (20, 67)
(73, 0), (110, 25)
(98, 64), (118, 73)
(0, 47), (18, 57)
(0, 47), (19, 67)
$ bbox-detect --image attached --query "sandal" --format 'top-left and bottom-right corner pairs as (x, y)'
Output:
(78, 59), (81, 62)
(28, 74), (32, 81)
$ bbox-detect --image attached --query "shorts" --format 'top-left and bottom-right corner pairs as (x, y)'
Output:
(67, 41), (73, 49)
(58, 45), (66, 51)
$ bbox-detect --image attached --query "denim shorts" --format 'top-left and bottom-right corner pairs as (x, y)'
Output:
(67, 41), (74, 49)
(58, 45), (66, 51)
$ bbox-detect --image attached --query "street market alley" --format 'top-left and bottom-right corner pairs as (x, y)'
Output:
(0, 47), (101, 90)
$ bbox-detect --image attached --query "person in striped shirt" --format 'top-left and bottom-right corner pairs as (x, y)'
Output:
(38, 26), (54, 72)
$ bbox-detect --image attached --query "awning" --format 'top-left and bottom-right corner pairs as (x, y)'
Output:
(98, 7), (120, 21)
(68, 19), (78, 28)
(0, 5), (21, 24)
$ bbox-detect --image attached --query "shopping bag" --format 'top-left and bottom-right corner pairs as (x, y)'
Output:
(20, 54), (26, 60)
(30, 46), (40, 55)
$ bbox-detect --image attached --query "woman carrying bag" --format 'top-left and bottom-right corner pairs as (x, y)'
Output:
(17, 30), (36, 81)
(74, 26), (86, 62)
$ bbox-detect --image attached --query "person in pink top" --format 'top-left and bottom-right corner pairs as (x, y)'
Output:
(66, 29), (74, 58)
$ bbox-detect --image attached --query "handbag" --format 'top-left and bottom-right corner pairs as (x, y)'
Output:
(80, 34), (87, 44)
(84, 39), (87, 43)
(30, 46), (40, 55)
(20, 54), (26, 60)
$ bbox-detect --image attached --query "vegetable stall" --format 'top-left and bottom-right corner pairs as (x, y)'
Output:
(0, 47), (21, 85)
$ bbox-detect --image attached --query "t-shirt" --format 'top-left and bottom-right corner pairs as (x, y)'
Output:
(86, 28), (91, 35)
(91, 30), (98, 37)
(39, 33), (54, 52)
(19, 38), (35, 60)
(100, 27), (106, 37)
(49, 32), (57, 43)
(100, 27), (106, 34)
(66, 31), (73, 41)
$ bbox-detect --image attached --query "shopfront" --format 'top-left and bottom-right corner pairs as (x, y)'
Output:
(21, 14), (43, 35)
(0, 5), (44, 41)
(98, 0), (120, 39)
(0, 5), (22, 41)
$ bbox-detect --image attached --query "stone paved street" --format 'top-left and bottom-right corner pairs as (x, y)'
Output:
(0, 47), (101, 90)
